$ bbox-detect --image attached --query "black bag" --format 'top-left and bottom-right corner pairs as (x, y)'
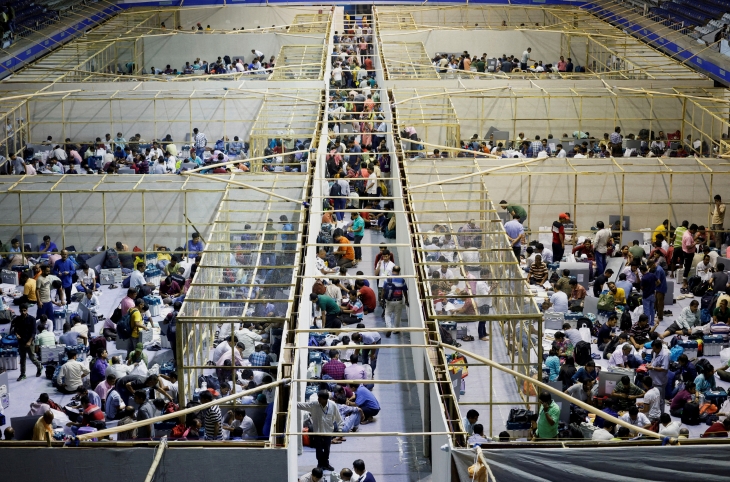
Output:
(508, 408), (532, 424)
(701, 290), (717, 311)
(329, 181), (342, 197)
(568, 299), (584, 312)
(439, 324), (460, 347)
(197, 374), (221, 391)
(574, 340), (592, 366)
(627, 292), (642, 311)
(695, 358), (713, 375)
(620, 310), (633, 331)
(45, 362), (58, 380)
(681, 402), (701, 425)
(103, 248), (121, 269)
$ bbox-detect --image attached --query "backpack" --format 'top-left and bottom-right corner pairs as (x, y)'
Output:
(669, 345), (684, 362)
(574, 340), (592, 366)
(681, 402), (701, 425)
(329, 182), (342, 198)
(197, 374), (221, 391)
(383, 280), (404, 302)
(116, 308), (136, 340)
(627, 292), (641, 311)
(317, 227), (334, 253)
(620, 310), (633, 331)
(692, 280), (709, 297)
(701, 290), (717, 311)
(597, 293), (615, 311)
(701, 309), (712, 325)
(103, 248), (121, 269)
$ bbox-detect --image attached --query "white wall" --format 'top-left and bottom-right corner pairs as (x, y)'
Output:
(381, 30), (564, 67)
(142, 33), (324, 73)
(178, 6), (325, 31)
(28, 96), (264, 145)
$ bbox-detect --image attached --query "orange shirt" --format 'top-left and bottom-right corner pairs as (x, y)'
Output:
(322, 212), (334, 225)
(337, 237), (355, 260)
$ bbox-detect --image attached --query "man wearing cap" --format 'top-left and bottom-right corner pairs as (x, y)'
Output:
(552, 214), (567, 263)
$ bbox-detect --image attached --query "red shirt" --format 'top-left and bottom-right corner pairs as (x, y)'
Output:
(81, 404), (105, 425)
(702, 422), (728, 438)
(552, 221), (564, 245)
(364, 58), (373, 70)
(359, 286), (376, 311)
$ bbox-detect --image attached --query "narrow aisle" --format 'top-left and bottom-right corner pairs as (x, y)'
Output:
(298, 228), (431, 481)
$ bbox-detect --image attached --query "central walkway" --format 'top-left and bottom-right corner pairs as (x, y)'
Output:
(297, 228), (432, 481)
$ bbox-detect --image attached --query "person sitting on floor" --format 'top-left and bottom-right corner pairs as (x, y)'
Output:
(56, 350), (90, 394)
(660, 300), (700, 339)
(349, 383), (380, 424)
(612, 375), (645, 411)
(619, 405), (651, 433)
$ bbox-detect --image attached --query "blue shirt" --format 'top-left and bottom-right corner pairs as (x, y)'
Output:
(655, 266), (667, 294)
(571, 367), (598, 384)
(281, 223), (295, 250)
(504, 220), (524, 247)
(641, 272), (657, 298)
(593, 407), (618, 428)
(39, 242), (58, 259)
(53, 259), (75, 288)
(355, 386), (380, 411)
(60, 331), (83, 346)
(187, 239), (204, 259)
(545, 355), (560, 381)
(616, 280), (633, 297)
(105, 390), (124, 419)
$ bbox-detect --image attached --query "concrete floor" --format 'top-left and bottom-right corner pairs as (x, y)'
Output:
(296, 227), (432, 481)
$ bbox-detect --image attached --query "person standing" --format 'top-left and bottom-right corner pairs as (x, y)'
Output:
(712, 195), (725, 246)
(383, 266), (408, 337)
(652, 260), (668, 326)
(348, 212), (365, 263)
(535, 391), (560, 439)
(500, 200), (527, 224)
(680, 224), (698, 293)
(552, 214), (567, 263)
(593, 221), (612, 277)
(298, 390), (343, 472)
(640, 265), (658, 327)
(36, 264), (65, 321)
(198, 390), (222, 440)
(11, 304), (42, 381)
(504, 213), (525, 260)
(646, 340), (669, 413)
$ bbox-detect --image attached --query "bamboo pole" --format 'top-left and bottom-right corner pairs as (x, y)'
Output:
(182, 172), (307, 206)
(439, 343), (664, 440)
(75, 379), (289, 441)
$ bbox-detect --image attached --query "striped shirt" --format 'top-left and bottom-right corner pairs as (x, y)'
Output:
(529, 263), (548, 283)
(202, 405), (223, 440)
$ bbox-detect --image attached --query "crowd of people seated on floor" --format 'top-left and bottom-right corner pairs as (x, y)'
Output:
(1, 227), (291, 442)
(9, 128), (312, 175)
(403, 126), (723, 160)
(145, 50), (275, 77)
(431, 47), (589, 76)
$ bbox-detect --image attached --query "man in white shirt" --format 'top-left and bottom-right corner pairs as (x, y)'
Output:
(555, 144), (566, 158)
(591, 421), (616, 441)
(53, 146), (67, 162)
(235, 323), (263, 359)
(608, 343), (638, 368)
(439, 234), (456, 262)
(56, 350), (90, 393)
(657, 413), (680, 437)
(365, 166), (377, 196)
(547, 290), (569, 313)
(251, 49), (264, 62)
(641, 378), (662, 420)
(332, 63), (343, 87)
(297, 390), (342, 472)
(149, 143), (164, 160)
(461, 240), (480, 272)
(619, 406), (651, 431)
(593, 221), (612, 277)
(696, 254), (713, 282)
(235, 60), (245, 72)
(152, 158), (167, 174)
(374, 251), (395, 291)
(129, 262), (148, 290)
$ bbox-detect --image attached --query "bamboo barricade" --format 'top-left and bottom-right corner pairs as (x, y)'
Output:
(440, 343), (665, 440)
(74, 379), (290, 441)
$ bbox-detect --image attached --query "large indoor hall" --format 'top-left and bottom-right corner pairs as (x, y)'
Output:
(0, 1), (728, 481)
